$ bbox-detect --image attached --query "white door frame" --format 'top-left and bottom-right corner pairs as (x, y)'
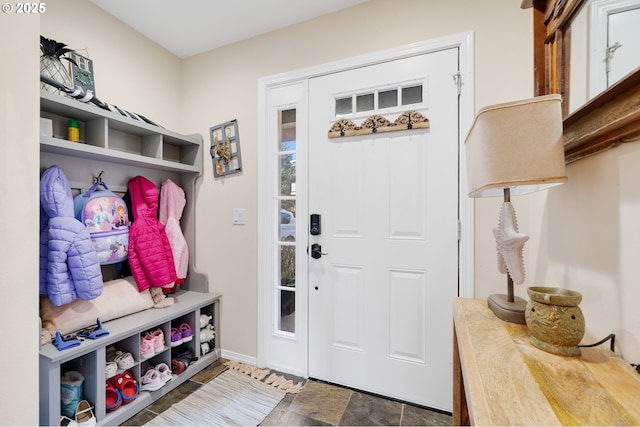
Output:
(257, 31), (475, 376)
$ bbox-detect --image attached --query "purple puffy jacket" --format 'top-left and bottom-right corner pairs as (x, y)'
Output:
(40, 165), (103, 306)
(127, 175), (177, 291)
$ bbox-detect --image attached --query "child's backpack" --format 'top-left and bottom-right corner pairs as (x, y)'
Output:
(73, 181), (130, 265)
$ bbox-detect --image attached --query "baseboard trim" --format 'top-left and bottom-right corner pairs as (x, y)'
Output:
(221, 349), (257, 366)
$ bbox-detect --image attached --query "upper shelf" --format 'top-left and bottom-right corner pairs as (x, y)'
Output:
(40, 90), (202, 174)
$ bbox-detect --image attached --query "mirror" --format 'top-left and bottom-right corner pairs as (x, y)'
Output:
(529, 0), (640, 163)
(567, 0), (640, 114)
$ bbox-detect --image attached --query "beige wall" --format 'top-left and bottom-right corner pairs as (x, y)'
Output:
(529, 142), (640, 362)
(36, 0), (534, 363)
(8, 0), (638, 422)
(0, 11), (40, 427)
(40, 0), (182, 130)
(180, 0), (535, 359)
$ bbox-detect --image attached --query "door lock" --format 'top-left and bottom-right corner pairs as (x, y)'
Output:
(310, 214), (321, 235)
(311, 243), (327, 259)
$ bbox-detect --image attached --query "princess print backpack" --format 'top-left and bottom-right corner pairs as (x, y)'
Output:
(73, 181), (130, 265)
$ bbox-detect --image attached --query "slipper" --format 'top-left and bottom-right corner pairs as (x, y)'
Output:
(105, 380), (122, 412)
(140, 368), (164, 392)
(54, 332), (81, 351)
(109, 371), (138, 403)
(76, 318), (109, 340)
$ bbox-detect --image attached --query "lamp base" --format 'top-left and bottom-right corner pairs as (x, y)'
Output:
(487, 294), (526, 324)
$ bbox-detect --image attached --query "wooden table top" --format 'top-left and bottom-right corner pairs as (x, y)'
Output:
(453, 298), (640, 426)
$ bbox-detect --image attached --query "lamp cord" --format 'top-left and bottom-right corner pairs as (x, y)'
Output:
(577, 333), (615, 352)
(578, 334), (640, 375)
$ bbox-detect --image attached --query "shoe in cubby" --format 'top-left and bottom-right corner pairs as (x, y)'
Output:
(150, 328), (165, 353)
(199, 314), (212, 328)
(75, 400), (96, 426)
(60, 371), (84, 419)
(170, 327), (183, 347)
(105, 380), (122, 412)
(140, 334), (155, 359)
(109, 371), (138, 404)
(200, 324), (215, 342)
(179, 323), (192, 343)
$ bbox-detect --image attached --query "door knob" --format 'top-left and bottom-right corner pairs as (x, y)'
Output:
(311, 243), (327, 259)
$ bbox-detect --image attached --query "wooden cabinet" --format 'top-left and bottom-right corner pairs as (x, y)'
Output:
(38, 91), (218, 425)
(453, 298), (640, 425)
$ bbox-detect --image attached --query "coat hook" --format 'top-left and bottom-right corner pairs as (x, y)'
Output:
(93, 170), (105, 184)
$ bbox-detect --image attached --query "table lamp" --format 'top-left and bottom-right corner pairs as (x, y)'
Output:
(465, 94), (567, 324)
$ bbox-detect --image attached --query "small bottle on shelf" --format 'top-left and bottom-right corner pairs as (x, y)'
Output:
(68, 119), (79, 142)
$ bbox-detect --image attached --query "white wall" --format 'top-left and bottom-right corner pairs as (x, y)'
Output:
(0, 11), (40, 427)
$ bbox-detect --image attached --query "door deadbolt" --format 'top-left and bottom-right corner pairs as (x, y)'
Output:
(310, 214), (321, 235)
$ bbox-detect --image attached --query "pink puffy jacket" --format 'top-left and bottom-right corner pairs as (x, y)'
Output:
(127, 176), (177, 291)
(159, 179), (189, 283)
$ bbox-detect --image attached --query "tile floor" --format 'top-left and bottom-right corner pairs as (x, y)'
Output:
(122, 359), (452, 426)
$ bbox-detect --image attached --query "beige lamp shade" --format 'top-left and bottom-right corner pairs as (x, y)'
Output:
(465, 94), (567, 198)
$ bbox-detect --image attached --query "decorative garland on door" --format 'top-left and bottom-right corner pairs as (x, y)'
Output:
(328, 110), (429, 138)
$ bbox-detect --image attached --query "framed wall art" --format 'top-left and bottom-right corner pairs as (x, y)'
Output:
(210, 119), (242, 177)
(69, 52), (96, 96)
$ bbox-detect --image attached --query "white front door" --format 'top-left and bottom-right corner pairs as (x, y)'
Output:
(308, 48), (459, 411)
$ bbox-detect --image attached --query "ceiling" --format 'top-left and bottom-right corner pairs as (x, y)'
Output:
(90, 0), (370, 58)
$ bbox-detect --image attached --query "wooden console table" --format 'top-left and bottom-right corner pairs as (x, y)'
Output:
(453, 298), (640, 425)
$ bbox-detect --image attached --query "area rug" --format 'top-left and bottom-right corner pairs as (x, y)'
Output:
(144, 369), (285, 426)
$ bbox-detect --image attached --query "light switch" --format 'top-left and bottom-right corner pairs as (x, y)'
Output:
(232, 208), (246, 225)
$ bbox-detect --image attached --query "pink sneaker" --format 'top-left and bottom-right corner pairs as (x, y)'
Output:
(140, 334), (154, 359)
(152, 329), (165, 353)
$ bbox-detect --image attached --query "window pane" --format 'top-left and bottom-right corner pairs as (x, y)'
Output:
(335, 97), (352, 116)
(276, 106), (296, 336)
(279, 200), (296, 241)
(280, 245), (295, 286)
(279, 289), (295, 333)
(379, 89), (398, 109)
(281, 109), (296, 124)
(280, 132), (296, 151)
(402, 85), (423, 105)
(279, 153), (296, 196)
(280, 109), (296, 151)
(356, 93), (374, 112)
